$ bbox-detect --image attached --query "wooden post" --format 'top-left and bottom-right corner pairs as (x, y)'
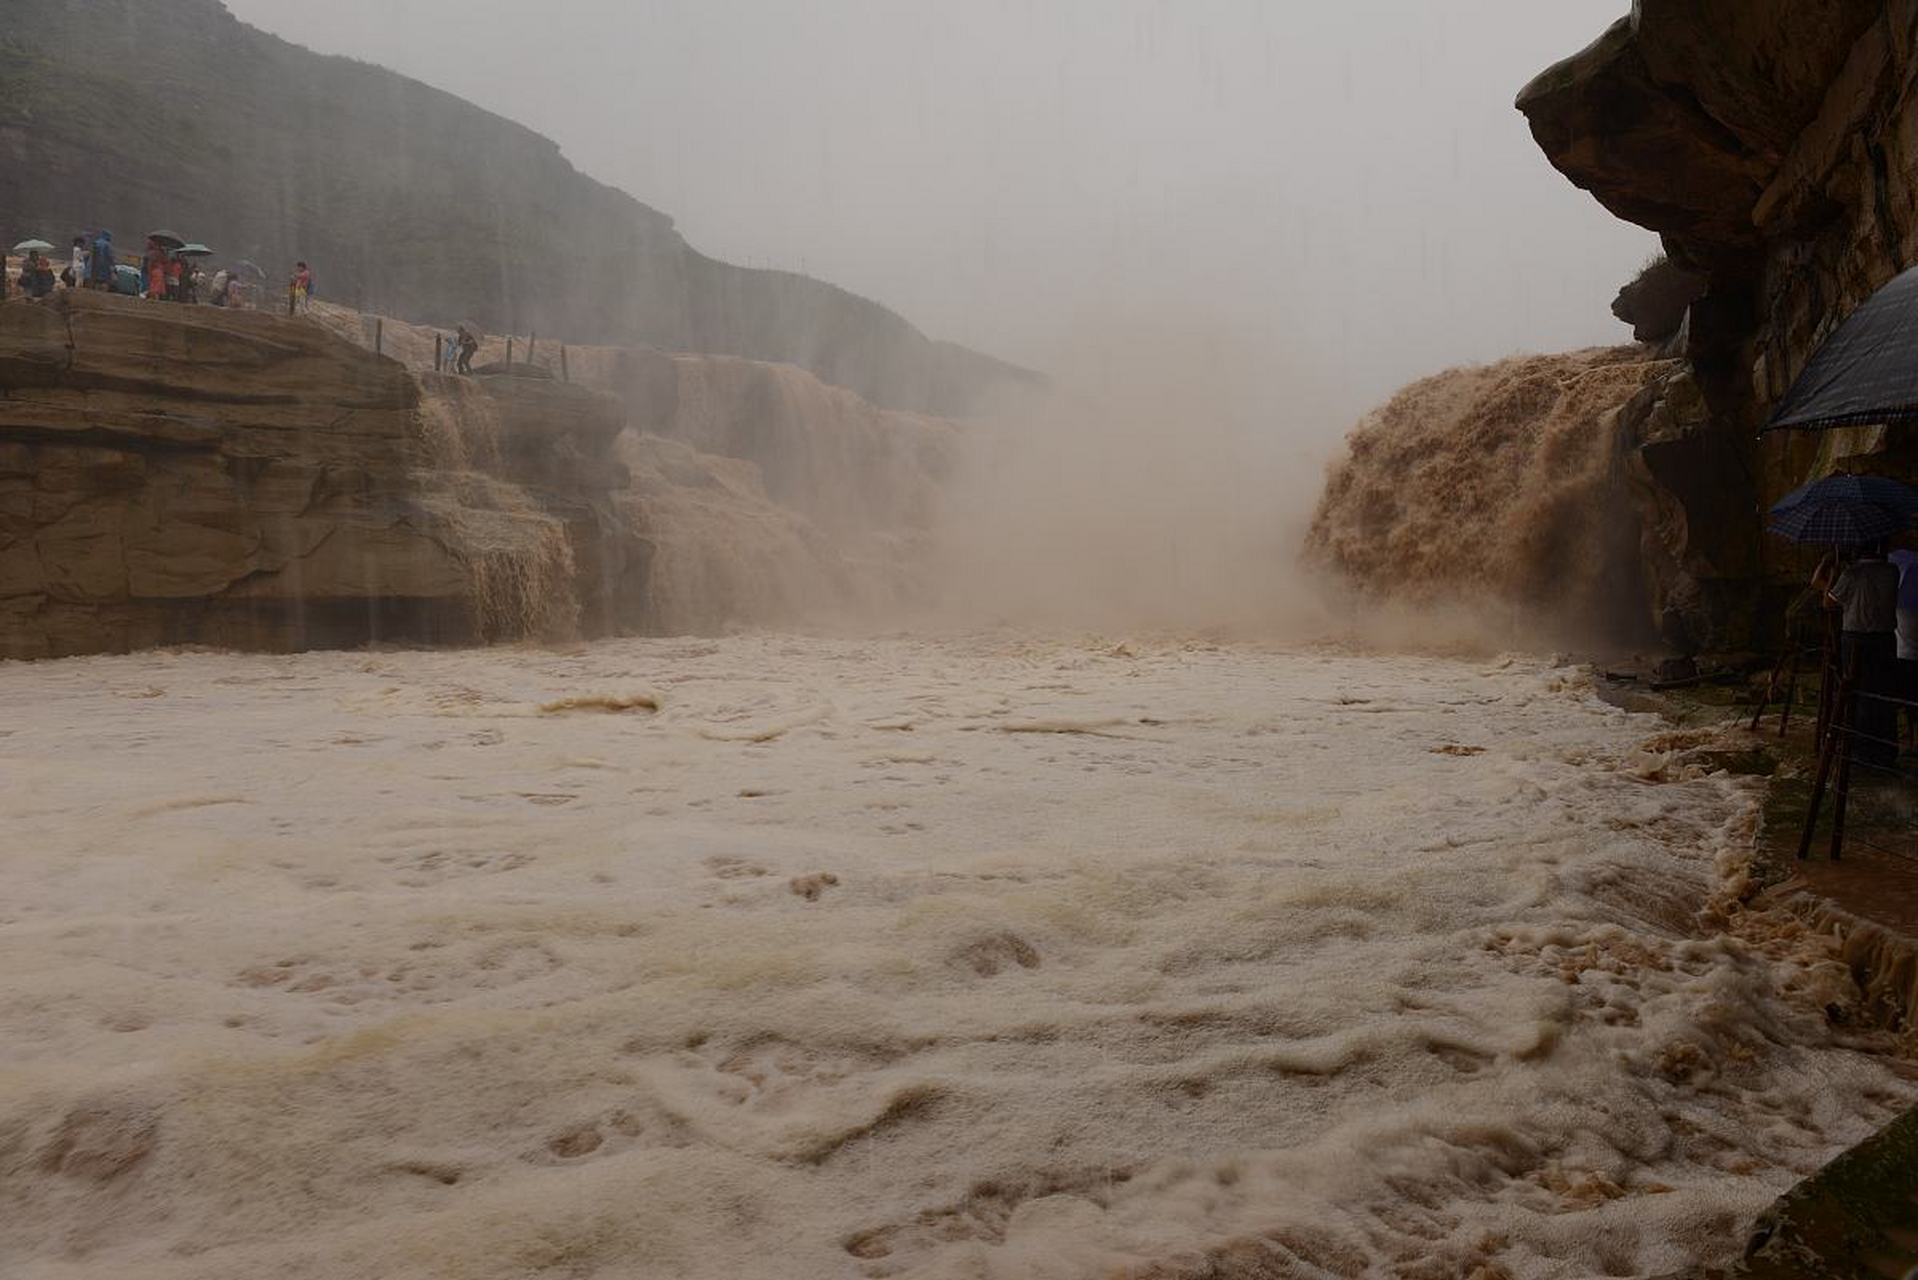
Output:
(560, 345), (569, 383)
(374, 317), (383, 356)
(1798, 697), (1841, 861)
(1799, 663), (1858, 861)
(433, 334), (442, 373)
(1826, 642), (1863, 863)
(1814, 611), (1839, 748)
(506, 336), (515, 367)
(528, 331), (537, 366)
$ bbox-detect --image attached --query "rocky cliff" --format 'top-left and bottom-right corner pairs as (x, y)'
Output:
(0, 0), (1036, 418)
(1315, 5), (1918, 651)
(1514, 0), (1918, 648)
(0, 291), (641, 657)
(0, 291), (960, 658)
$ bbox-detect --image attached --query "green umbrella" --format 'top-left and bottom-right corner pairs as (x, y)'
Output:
(11, 239), (55, 254)
(176, 243), (214, 257)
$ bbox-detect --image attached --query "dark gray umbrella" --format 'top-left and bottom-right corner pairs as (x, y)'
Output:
(146, 229), (186, 249)
(1767, 266), (1918, 431)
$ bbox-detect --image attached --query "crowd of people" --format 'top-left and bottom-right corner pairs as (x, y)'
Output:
(8, 229), (510, 381)
(0, 228), (317, 314)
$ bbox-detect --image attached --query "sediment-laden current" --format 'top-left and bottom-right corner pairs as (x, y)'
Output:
(0, 635), (1908, 1278)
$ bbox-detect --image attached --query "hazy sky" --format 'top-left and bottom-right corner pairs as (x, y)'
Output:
(222, 0), (1647, 427)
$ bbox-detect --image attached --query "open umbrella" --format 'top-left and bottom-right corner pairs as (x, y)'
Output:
(233, 259), (267, 280)
(11, 238), (55, 254)
(1768, 265), (1918, 431)
(176, 243), (213, 257)
(1768, 474), (1918, 546)
(146, 230), (186, 249)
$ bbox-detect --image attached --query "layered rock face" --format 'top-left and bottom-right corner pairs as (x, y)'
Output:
(0, 291), (967, 658)
(1517, 1), (1918, 648)
(0, 292), (643, 658)
(308, 302), (965, 635)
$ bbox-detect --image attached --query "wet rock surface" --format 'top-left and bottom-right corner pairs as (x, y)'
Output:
(1517, 0), (1918, 648)
(0, 292), (641, 658)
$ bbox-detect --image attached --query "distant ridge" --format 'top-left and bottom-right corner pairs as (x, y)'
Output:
(0, 0), (1037, 416)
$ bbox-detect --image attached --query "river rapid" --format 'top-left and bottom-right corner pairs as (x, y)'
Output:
(0, 634), (1909, 1279)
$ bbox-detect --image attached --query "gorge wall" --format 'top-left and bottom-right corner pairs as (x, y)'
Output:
(0, 0), (1036, 419)
(1314, 3), (1918, 652)
(0, 291), (917, 659)
(1515, 0), (1918, 648)
(0, 291), (629, 658)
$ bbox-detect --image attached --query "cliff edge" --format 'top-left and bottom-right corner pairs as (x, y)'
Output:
(1516, 0), (1918, 647)
(0, 0), (1037, 419)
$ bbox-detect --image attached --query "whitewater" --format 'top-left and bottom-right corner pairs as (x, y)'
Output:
(1, 633), (1911, 1279)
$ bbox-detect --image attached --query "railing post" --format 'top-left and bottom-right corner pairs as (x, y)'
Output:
(1799, 666), (1856, 862)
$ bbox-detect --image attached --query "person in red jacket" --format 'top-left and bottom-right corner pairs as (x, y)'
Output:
(288, 261), (314, 314)
(144, 238), (169, 300)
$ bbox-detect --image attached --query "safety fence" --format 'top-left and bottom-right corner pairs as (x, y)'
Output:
(1799, 673), (1918, 864)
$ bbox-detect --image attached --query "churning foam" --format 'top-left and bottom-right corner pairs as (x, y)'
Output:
(0, 635), (1909, 1278)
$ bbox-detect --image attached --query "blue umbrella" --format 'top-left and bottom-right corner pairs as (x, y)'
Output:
(1768, 474), (1918, 546)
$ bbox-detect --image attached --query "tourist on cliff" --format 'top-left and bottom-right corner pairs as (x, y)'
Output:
(289, 262), (314, 314)
(65, 236), (86, 289)
(144, 238), (170, 300)
(456, 325), (478, 374)
(1827, 543), (1903, 768)
(21, 251), (56, 299)
(87, 230), (114, 290)
(208, 267), (231, 307)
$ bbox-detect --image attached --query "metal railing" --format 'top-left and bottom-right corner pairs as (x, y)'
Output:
(1798, 673), (1918, 863)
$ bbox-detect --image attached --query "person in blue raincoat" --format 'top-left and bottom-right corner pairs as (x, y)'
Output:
(88, 230), (115, 289)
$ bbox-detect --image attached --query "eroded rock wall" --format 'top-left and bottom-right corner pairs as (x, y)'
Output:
(305, 304), (966, 634)
(1518, 0), (1918, 648)
(0, 292), (642, 658)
